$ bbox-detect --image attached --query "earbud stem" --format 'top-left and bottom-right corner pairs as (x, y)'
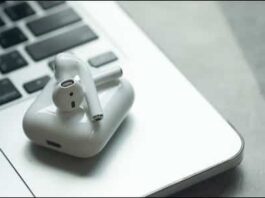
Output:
(78, 61), (104, 122)
(93, 65), (123, 86)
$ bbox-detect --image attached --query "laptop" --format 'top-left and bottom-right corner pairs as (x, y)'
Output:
(0, 1), (244, 197)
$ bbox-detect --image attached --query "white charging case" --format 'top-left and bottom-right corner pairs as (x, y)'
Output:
(23, 78), (134, 158)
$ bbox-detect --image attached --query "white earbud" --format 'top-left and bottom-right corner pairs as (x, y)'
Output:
(93, 65), (123, 86)
(53, 53), (103, 121)
(52, 79), (84, 112)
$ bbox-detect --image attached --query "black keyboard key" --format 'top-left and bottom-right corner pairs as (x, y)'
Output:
(38, 1), (65, 10)
(0, 78), (21, 106)
(0, 1), (6, 4)
(89, 52), (118, 68)
(4, 2), (35, 21)
(0, 17), (5, 27)
(23, 75), (50, 94)
(0, 27), (28, 48)
(0, 51), (28, 74)
(26, 25), (98, 61)
(27, 8), (81, 36)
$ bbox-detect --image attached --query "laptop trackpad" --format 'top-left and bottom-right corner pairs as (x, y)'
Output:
(0, 149), (33, 197)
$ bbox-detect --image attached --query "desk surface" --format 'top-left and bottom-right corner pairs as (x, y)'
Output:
(119, 1), (265, 197)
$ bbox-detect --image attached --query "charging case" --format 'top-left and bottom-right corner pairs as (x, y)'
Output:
(23, 78), (134, 158)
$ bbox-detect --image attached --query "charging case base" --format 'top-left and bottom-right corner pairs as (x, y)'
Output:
(23, 79), (134, 158)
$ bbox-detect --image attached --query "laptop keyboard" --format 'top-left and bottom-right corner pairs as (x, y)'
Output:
(0, 51), (28, 73)
(27, 8), (81, 36)
(0, 78), (21, 105)
(26, 25), (98, 61)
(23, 75), (50, 94)
(4, 2), (35, 21)
(0, 27), (28, 48)
(38, 1), (65, 10)
(89, 51), (118, 68)
(0, 1), (119, 109)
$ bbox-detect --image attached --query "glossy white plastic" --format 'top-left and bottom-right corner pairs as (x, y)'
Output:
(23, 78), (134, 158)
(54, 53), (104, 121)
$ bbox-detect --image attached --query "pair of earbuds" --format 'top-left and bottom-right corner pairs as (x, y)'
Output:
(52, 53), (122, 122)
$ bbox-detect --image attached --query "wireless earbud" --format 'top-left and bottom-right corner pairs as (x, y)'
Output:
(94, 65), (123, 86)
(23, 53), (135, 158)
(52, 79), (84, 112)
(53, 53), (104, 121)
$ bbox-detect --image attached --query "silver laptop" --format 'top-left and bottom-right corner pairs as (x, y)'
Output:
(0, 1), (244, 197)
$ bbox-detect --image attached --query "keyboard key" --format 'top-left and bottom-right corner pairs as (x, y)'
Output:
(26, 25), (98, 61)
(0, 27), (28, 48)
(89, 52), (118, 68)
(0, 51), (28, 74)
(0, 78), (21, 106)
(23, 75), (50, 94)
(38, 1), (65, 10)
(0, 17), (5, 27)
(0, 1), (6, 4)
(4, 2), (35, 21)
(27, 8), (81, 36)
